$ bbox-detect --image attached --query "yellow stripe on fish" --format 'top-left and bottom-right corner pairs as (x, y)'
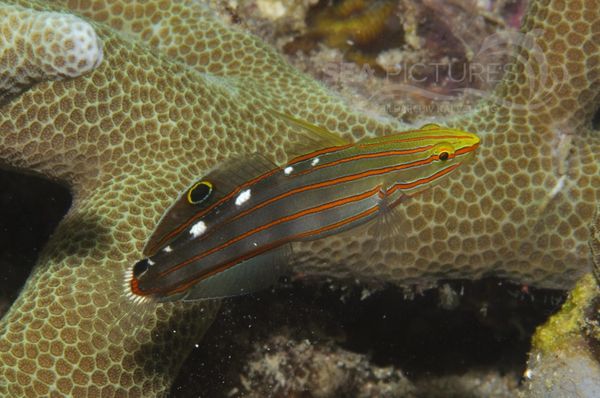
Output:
(126, 115), (480, 303)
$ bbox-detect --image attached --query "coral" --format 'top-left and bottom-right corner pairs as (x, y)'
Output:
(592, 204), (600, 282)
(240, 334), (417, 397)
(520, 209), (600, 397)
(284, 0), (402, 70)
(531, 275), (597, 354)
(523, 274), (600, 397)
(281, 0), (521, 121)
(239, 339), (521, 397)
(0, 0), (409, 396)
(0, 3), (102, 102)
(0, 0), (597, 397)
(176, 280), (554, 397)
(218, 317), (419, 397)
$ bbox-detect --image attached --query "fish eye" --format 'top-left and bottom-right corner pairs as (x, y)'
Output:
(432, 143), (454, 161)
(187, 180), (213, 205)
(133, 259), (150, 278)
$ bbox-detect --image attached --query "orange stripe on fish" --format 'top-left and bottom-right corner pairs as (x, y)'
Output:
(153, 206), (382, 297)
(157, 186), (383, 279)
(126, 118), (480, 303)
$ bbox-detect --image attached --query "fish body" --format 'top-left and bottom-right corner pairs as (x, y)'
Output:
(127, 123), (480, 303)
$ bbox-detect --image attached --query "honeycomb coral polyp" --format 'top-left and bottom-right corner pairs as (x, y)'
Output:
(0, 0), (598, 396)
(0, 3), (102, 100)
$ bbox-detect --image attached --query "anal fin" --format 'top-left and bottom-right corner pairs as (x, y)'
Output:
(166, 244), (292, 302)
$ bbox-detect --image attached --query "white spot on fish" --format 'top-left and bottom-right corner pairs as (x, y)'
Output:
(147, 259), (155, 266)
(311, 157), (320, 166)
(190, 221), (207, 238)
(163, 245), (173, 253)
(284, 166), (293, 175)
(235, 189), (251, 206)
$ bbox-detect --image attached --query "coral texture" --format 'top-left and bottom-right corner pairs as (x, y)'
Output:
(0, 0), (598, 397)
(240, 334), (418, 397)
(0, 3), (102, 101)
(592, 204), (600, 281)
(284, 0), (401, 70)
(524, 274), (600, 397)
(240, 334), (519, 397)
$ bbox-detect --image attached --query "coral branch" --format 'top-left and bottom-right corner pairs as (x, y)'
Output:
(0, 0), (598, 396)
(0, 3), (102, 102)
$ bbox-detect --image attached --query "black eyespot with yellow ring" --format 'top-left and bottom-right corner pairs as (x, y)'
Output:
(187, 180), (214, 205)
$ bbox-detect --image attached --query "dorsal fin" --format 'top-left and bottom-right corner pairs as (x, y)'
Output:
(204, 153), (277, 195)
(419, 123), (441, 130)
(268, 109), (350, 147)
(144, 154), (276, 256)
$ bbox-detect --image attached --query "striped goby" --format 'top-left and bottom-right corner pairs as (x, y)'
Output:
(126, 122), (480, 303)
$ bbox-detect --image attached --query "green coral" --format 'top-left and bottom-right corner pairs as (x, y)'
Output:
(524, 274), (600, 397)
(532, 274), (598, 353)
(0, 0), (598, 396)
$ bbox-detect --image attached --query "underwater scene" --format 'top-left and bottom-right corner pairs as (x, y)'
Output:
(0, 0), (599, 397)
